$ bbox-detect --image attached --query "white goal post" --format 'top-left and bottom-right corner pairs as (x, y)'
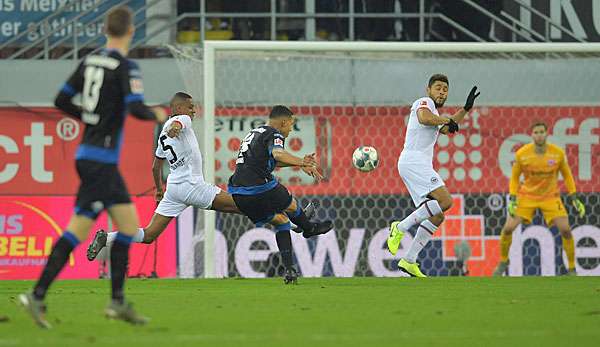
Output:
(186, 41), (600, 278)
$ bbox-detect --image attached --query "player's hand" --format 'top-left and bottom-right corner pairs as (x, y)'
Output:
(155, 190), (164, 202)
(447, 119), (459, 133)
(568, 194), (585, 218)
(167, 123), (182, 138)
(152, 106), (168, 123)
(508, 195), (517, 216)
(463, 86), (480, 111)
(301, 153), (318, 168)
(302, 166), (324, 182)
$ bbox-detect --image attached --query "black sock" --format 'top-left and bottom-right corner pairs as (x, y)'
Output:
(275, 227), (294, 269)
(287, 205), (314, 232)
(110, 232), (132, 304)
(33, 231), (80, 300)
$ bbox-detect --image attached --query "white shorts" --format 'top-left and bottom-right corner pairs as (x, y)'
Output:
(155, 181), (222, 217)
(398, 159), (444, 207)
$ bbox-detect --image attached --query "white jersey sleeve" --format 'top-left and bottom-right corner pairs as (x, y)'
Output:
(157, 115), (204, 185)
(400, 96), (441, 164)
(416, 97), (436, 113)
(155, 139), (166, 158)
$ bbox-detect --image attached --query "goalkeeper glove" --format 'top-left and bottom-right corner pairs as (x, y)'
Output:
(447, 119), (459, 133)
(568, 194), (586, 218)
(507, 195), (517, 217)
(463, 86), (480, 111)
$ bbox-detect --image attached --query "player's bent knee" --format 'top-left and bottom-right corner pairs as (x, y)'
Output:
(440, 199), (453, 212)
(430, 213), (444, 225)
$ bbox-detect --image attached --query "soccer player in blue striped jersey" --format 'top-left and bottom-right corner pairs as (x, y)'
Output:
(18, 6), (166, 328)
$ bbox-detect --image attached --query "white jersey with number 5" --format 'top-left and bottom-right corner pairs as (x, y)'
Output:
(155, 114), (204, 185)
(399, 97), (441, 164)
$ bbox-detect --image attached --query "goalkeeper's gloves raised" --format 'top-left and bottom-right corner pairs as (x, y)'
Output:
(447, 119), (459, 133)
(568, 194), (586, 218)
(507, 195), (517, 217)
(463, 86), (480, 111)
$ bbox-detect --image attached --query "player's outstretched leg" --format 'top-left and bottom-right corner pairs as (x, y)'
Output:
(87, 227), (147, 261)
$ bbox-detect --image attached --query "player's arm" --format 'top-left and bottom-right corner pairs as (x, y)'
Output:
(507, 156), (522, 216)
(440, 86), (480, 134)
(166, 115), (191, 138)
(559, 152), (585, 217)
(54, 63), (84, 119)
(272, 148), (314, 167)
(121, 60), (167, 123)
(272, 149), (323, 180)
(152, 156), (165, 201)
(416, 108), (451, 127)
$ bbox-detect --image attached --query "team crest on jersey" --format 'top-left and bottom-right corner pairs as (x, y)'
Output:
(274, 138), (284, 146)
(431, 177), (438, 184)
(547, 159), (556, 165)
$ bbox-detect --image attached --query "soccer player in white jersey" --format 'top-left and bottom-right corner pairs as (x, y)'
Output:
(86, 92), (240, 259)
(386, 74), (480, 277)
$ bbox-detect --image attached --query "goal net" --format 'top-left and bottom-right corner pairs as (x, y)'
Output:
(168, 42), (600, 278)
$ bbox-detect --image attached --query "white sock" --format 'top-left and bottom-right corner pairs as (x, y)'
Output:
(108, 228), (145, 244)
(405, 220), (438, 263)
(132, 228), (145, 243)
(95, 229), (144, 261)
(107, 231), (117, 247)
(399, 200), (442, 231)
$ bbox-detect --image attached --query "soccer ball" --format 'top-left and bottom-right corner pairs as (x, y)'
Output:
(352, 146), (379, 172)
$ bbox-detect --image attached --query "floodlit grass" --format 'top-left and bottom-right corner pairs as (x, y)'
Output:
(1, 277), (600, 347)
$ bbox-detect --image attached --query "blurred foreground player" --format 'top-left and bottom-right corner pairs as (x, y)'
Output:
(19, 6), (167, 328)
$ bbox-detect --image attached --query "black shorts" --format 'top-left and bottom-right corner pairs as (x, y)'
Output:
(75, 160), (131, 219)
(232, 183), (293, 225)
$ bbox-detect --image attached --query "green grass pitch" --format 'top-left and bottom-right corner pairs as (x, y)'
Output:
(1, 277), (600, 347)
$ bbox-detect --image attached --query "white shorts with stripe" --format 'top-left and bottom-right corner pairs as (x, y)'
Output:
(155, 181), (221, 217)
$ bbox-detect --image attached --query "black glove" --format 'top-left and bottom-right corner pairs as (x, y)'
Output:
(463, 86), (480, 111)
(447, 119), (459, 133)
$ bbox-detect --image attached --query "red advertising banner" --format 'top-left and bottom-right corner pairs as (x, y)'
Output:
(213, 106), (600, 195)
(0, 196), (177, 280)
(0, 107), (156, 195)
(1, 106), (598, 196)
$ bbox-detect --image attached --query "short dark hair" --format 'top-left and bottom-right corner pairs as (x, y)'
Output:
(269, 105), (294, 119)
(428, 74), (449, 87)
(105, 6), (133, 37)
(170, 92), (193, 108)
(530, 121), (548, 131)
